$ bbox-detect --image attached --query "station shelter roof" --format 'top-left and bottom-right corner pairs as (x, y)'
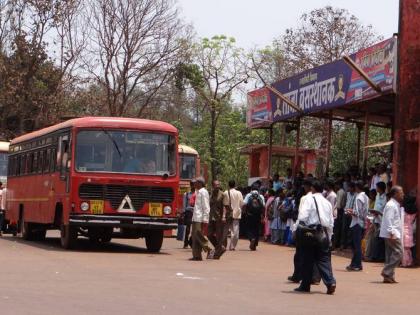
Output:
(247, 38), (397, 129)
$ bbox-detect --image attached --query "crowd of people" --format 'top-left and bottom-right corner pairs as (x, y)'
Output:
(178, 164), (417, 294)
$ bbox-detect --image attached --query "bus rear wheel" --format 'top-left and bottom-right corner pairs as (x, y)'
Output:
(60, 224), (77, 249)
(145, 230), (163, 253)
(21, 217), (35, 241)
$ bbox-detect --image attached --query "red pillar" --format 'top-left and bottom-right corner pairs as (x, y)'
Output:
(394, 0), (420, 263)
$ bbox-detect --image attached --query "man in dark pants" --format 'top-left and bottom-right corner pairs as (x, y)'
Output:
(182, 180), (196, 248)
(243, 186), (265, 250)
(295, 181), (336, 295)
(288, 179), (321, 284)
(341, 182), (356, 249)
(208, 180), (226, 259)
(346, 181), (368, 271)
(333, 181), (346, 248)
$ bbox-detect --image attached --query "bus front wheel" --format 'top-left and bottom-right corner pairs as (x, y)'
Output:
(60, 224), (77, 249)
(145, 230), (163, 253)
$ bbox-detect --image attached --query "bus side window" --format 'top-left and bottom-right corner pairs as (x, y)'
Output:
(50, 148), (56, 173)
(44, 148), (51, 173)
(21, 154), (26, 175)
(16, 155), (20, 176)
(38, 150), (44, 174)
(33, 151), (38, 174)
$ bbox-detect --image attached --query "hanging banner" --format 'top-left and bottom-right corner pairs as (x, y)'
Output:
(247, 38), (397, 128)
(247, 87), (273, 128)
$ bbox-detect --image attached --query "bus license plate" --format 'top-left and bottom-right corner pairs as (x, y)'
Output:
(149, 203), (163, 216)
(91, 200), (104, 214)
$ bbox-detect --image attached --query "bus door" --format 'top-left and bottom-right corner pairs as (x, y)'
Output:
(50, 133), (71, 221)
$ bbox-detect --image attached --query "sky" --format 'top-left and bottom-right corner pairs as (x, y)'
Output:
(177, 0), (399, 49)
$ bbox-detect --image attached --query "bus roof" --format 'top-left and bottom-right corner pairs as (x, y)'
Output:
(11, 117), (178, 145)
(0, 141), (10, 152)
(178, 144), (198, 155)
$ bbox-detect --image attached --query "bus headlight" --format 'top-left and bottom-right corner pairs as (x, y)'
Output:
(163, 206), (172, 215)
(80, 202), (89, 211)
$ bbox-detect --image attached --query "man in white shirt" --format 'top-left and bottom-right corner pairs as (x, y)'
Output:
(346, 181), (368, 271)
(289, 179), (320, 285)
(325, 180), (337, 218)
(370, 167), (381, 190)
(380, 186), (404, 283)
(294, 180), (336, 295)
(190, 177), (212, 261)
(223, 180), (244, 251)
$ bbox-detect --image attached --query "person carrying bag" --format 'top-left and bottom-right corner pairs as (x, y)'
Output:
(294, 180), (336, 295)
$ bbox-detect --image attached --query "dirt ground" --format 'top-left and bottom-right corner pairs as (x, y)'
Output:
(1, 233), (419, 315)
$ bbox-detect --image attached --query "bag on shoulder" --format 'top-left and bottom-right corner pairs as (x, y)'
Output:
(247, 192), (263, 216)
(295, 197), (329, 248)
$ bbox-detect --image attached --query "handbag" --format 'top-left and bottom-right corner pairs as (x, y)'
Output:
(295, 197), (329, 248)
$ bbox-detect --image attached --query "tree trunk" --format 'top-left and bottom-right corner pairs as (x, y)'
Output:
(209, 109), (217, 183)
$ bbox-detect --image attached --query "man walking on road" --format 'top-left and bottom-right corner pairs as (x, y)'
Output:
(243, 185), (265, 250)
(190, 177), (212, 261)
(208, 180), (226, 259)
(289, 179), (321, 284)
(223, 180), (244, 251)
(346, 181), (368, 271)
(182, 180), (196, 248)
(380, 186), (404, 283)
(294, 180), (336, 295)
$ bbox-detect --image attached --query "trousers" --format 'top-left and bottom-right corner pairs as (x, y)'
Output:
(301, 242), (336, 290)
(229, 219), (240, 250)
(191, 222), (210, 259)
(247, 215), (260, 247)
(382, 238), (403, 279)
(350, 224), (363, 269)
(208, 220), (228, 257)
(292, 245), (321, 282)
(183, 211), (193, 247)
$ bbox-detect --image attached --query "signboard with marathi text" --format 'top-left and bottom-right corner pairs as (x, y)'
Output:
(247, 38), (397, 128)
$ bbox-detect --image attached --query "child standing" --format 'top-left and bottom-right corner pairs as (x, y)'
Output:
(401, 195), (417, 267)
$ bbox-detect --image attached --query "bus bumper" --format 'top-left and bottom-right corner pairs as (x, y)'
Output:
(69, 215), (178, 230)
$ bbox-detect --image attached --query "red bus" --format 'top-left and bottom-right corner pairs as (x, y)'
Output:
(6, 117), (179, 252)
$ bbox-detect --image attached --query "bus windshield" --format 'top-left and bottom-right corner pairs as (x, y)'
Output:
(75, 130), (176, 175)
(180, 154), (196, 180)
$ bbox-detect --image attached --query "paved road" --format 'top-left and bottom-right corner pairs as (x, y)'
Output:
(1, 233), (419, 315)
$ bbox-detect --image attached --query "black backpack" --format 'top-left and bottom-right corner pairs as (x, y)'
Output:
(247, 192), (263, 216)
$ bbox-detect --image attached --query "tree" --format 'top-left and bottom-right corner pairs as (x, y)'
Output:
(0, 0), (87, 138)
(257, 6), (383, 176)
(281, 6), (382, 72)
(84, 0), (186, 117)
(184, 105), (265, 187)
(178, 35), (249, 181)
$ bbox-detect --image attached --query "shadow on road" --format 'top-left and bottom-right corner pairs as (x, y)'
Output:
(281, 290), (326, 295)
(0, 235), (170, 255)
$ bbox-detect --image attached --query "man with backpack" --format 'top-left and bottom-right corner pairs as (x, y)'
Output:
(243, 185), (265, 250)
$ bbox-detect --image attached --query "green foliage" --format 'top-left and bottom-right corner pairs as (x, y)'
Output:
(330, 123), (391, 175)
(181, 106), (265, 188)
